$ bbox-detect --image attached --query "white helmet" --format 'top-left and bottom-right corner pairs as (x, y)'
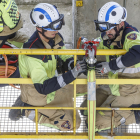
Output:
(30, 3), (65, 31)
(94, 2), (127, 32)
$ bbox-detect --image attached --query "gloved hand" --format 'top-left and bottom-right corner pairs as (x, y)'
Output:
(61, 59), (74, 73)
(95, 62), (112, 75)
(68, 60), (74, 70)
(71, 60), (87, 78)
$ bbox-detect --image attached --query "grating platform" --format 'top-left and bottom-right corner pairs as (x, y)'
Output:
(0, 74), (140, 137)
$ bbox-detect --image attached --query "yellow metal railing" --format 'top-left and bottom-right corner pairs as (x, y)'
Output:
(1, 49), (140, 139)
(0, 48), (127, 55)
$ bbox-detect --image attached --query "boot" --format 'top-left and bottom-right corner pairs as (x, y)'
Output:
(9, 96), (24, 121)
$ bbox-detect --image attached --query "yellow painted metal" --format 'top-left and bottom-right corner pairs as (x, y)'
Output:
(96, 79), (140, 84)
(1, 78), (140, 85)
(75, 79), (140, 85)
(0, 78), (33, 84)
(73, 55), (77, 135)
(95, 136), (140, 139)
(87, 70), (96, 140)
(76, 1), (83, 6)
(1, 107), (140, 111)
(1, 135), (140, 139)
(0, 48), (85, 55)
(0, 107), (75, 109)
(0, 48), (127, 55)
(96, 49), (126, 55)
(76, 78), (140, 85)
(111, 110), (115, 136)
(35, 109), (38, 135)
(0, 134), (88, 139)
(96, 107), (140, 110)
(0, 48), (140, 139)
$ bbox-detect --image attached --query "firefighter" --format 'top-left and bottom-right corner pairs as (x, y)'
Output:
(9, 3), (87, 131)
(0, 0), (29, 87)
(81, 1), (140, 132)
(0, 0), (29, 47)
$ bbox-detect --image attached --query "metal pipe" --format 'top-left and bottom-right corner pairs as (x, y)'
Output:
(2, 107), (140, 111)
(0, 48), (127, 55)
(72, 0), (77, 48)
(73, 55), (77, 134)
(111, 110), (115, 136)
(35, 109), (38, 135)
(2, 134), (140, 139)
(1, 78), (140, 85)
(123, 0), (126, 8)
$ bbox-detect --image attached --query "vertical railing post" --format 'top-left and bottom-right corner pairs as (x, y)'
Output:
(35, 109), (38, 135)
(111, 109), (115, 136)
(73, 55), (77, 135)
(88, 70), (96, 140)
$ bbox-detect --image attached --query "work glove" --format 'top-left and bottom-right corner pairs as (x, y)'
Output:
(61, 59), (74, 73)
(68, 60), (74, 70)
(95, 62), (112, 75)
(71, 60), (87, 78)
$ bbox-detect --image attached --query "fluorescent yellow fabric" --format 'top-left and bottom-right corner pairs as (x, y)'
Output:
(0, 0), (20, 32)
(98, 31), (140, 96)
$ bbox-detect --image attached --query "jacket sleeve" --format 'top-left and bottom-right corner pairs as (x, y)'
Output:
(0, 11), (3, 32)
(23, 55), (75, 95)
(109, 32), (140, 70)
(57, 33), (74, 70)
(59, 46), (74, 61)
(97, 37), (105, 49)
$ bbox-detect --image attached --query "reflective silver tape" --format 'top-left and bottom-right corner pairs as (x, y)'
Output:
(28, 110), (35, 121)
(55, 70), (58, 76)
(6, 0), (12, 11)
(118, 67), (140, 74)
(116, 56), (125, 69)
(87, 82), (96, 101)
(111, 108), (119, 110)
(120, 117), (126, 125)
(57, 75), (66, 88)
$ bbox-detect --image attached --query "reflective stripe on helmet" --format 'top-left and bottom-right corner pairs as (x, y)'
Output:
(105, 5), (119, 22)
(34, 8), (52, 23)
(97, 2), (127, 25)
(30, 3), (60, 28)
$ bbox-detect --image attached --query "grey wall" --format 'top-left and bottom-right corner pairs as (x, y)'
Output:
(18, 1), (72, 47)
(15, 0), (72, 5)
(16, 0), (140, 49)
(126, 0), (140, 29)
(76, 0), (124, 42)
(76, 0), (140, 42)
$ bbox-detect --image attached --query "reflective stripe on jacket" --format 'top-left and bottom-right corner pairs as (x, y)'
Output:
(98, 22), (140, 96)
(19, 31), (74, 103)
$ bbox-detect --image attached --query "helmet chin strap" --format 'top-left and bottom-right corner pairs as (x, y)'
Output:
(37, 29), (55, 40)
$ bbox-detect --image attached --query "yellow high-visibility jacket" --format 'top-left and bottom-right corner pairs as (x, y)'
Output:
(0, 0), (20, 32)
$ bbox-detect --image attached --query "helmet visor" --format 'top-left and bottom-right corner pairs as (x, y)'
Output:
(44, 14), (65, 31)
(94, 20), (117, 32)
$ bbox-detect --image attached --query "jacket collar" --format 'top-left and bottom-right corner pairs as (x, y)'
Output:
(39, 32), (62, 49)
(102, 22), (126, 48)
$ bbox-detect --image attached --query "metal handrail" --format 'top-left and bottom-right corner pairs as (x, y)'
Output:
(1, 48), (140, 139)
(0, 48), (127, 55)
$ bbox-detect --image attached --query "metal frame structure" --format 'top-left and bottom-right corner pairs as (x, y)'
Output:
(1, 48), (140, 139)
